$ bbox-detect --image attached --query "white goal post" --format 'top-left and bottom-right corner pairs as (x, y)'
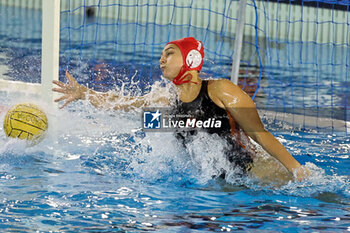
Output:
(0, 0), (60, 104)
(41, 0), (61, 103)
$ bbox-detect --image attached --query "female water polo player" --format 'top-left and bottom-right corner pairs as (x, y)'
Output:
(52, 37), (309, 182)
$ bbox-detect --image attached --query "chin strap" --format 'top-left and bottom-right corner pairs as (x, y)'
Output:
(172, 66), (198, 85)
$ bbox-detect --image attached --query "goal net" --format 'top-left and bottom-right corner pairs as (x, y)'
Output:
(59, 0), (350, 133)
(0, 0), (349, 133)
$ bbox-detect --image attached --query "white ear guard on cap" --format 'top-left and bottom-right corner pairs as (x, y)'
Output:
(186, 49), (202, 69)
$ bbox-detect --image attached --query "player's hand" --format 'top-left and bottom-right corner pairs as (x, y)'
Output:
(52, 71), (87, 108)
(294, 165), (310, 182)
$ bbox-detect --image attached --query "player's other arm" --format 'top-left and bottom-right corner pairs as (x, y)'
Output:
(212, 79), (308, 181)
(52, 71), (169, 110)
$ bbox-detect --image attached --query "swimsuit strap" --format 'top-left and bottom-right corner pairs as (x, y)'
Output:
(199, 80), (209, 98)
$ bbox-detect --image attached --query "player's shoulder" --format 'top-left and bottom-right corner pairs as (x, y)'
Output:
(208, 78), (243, 94)
(207, 78), (254, 107)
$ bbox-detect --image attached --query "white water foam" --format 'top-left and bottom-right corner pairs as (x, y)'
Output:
(0, 84), (348, 198)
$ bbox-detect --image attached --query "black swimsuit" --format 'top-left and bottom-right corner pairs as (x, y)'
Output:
(174, 80), (254, 175)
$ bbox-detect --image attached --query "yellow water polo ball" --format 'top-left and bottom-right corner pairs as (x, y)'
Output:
(3, 103), (48, 143)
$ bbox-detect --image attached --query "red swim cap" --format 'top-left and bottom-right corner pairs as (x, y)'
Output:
(167, 37), (204, 85)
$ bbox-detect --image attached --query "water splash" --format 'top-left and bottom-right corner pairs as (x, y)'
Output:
(1, 84), (348, 199)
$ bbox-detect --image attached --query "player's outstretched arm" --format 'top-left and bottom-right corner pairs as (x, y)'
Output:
(52, 71), (169, 110)
(211, 79), (309, 181)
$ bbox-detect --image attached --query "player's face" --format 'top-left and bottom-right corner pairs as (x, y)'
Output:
(159, 44), (183, 81)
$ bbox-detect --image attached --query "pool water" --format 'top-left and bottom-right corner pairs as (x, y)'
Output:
(0, 4), (349, 233)
(0, 96), (349, 232)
